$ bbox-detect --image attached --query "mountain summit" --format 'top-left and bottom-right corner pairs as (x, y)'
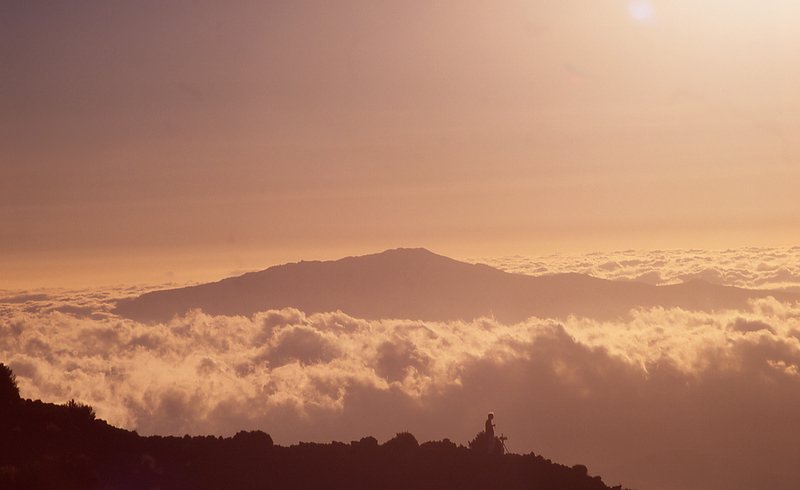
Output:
(114, 248), (795, 322)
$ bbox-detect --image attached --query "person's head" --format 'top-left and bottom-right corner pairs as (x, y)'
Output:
(488, 412), (494, 420)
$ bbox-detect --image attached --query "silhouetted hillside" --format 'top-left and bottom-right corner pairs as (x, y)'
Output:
(0, 364), (624, 490)
(115, 248), (797, 323)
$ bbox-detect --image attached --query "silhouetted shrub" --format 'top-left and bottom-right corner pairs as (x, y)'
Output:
(420, 438), (458, 452)
(382, 431), (418, 451)
(66, 399), (96, 422)
(468, 430), (504, 454)
(573, 464), (589, 477)
(231, 430), (273, 450)
(353, 435), (378, 448)
(0, 363), (20, 404)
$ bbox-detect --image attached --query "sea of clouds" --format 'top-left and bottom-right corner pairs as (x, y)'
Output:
(2, 247), (800, 490)
(474, 245), (800, 291)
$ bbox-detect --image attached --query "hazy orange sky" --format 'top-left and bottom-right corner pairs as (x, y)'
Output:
(3, 0), (799, 287)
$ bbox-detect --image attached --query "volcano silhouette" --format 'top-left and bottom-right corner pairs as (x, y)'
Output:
(114, 248), (796, 322)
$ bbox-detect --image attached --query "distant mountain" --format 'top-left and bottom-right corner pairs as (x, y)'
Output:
(0, 364), (624, 490)
(114, 248), (798, 323)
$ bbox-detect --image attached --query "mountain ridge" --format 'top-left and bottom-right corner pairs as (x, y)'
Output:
(0, 363), (626, 490)
(114, 248), (798, 323)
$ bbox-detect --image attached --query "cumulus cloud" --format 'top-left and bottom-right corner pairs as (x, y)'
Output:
(2, 301), (800, 489)
(0, 293), (52, 303)
(475, 246), (800, 291)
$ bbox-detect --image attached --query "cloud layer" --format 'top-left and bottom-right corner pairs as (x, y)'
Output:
(475, 246), (800, 291)
(3, 250), (800, 490)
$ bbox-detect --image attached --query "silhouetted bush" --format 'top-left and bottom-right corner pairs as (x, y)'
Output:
(573, 464), (589, 477)
(421, 438), (458, 452)
(231, 430), (273, 450)
(352, 436), (378, 448)
(419, 438), (460, 460)
(0, 363), (20, 404)
(66, 399), (96, 422)
(468, 430), (504, 454)
(382, 431), (419, 452)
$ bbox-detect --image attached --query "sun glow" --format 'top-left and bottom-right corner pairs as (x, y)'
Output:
(628, 0), (655, 22)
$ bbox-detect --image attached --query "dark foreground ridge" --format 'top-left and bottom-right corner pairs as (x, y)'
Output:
(115, 248), (798, 323)
(0, 365), (625, 490)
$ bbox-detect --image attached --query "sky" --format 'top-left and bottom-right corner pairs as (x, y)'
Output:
(3, 1), (800, 285)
